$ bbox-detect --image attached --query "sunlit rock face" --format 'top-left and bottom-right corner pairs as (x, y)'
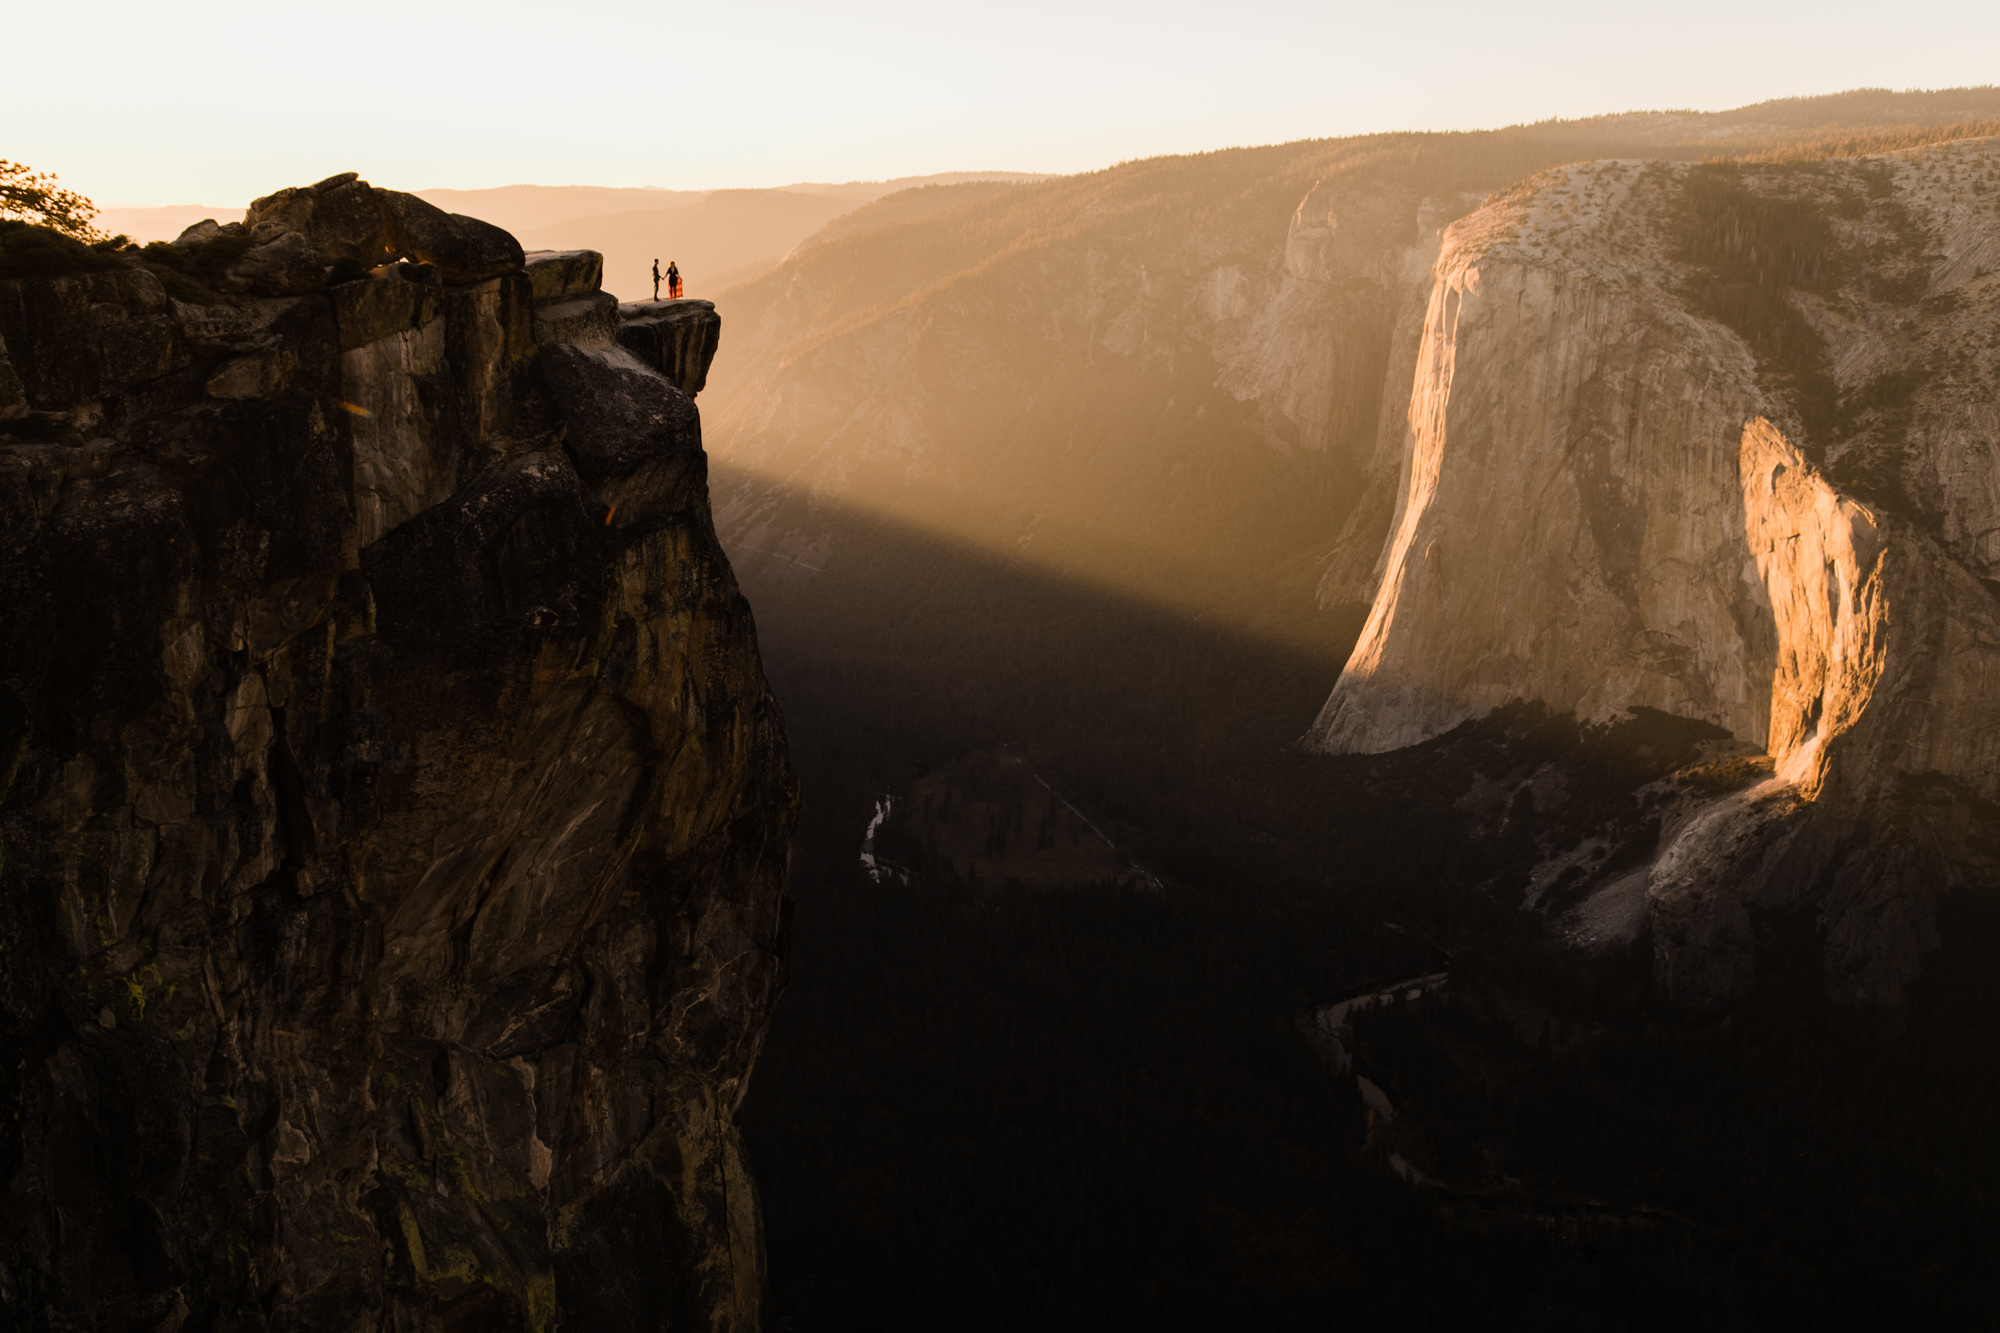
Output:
(0, 180), (794, 1331)
(1308, 219), (1770, 753)
(1307, 143), (2000, 1009)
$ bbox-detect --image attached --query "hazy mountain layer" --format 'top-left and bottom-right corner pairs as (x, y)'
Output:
(521, 190), (853, 302)
(466, 174), (1050, 303)
(414, 184), (707, 231)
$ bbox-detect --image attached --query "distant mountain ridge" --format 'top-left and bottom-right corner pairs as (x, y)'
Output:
(1505, 85), (2000, 143)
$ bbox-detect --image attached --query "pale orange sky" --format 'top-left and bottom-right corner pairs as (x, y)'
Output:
(12, 0), (1999, 206)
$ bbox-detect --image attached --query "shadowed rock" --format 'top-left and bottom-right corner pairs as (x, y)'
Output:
(383, 191), (527, 286)
(617, 298), (722, 396)
(363, 450), (610, 645)
(539, 343), (703, 531)
(0, 268), (184, 407)
(533, 290), (619, 348)
(525, 249), (606, 304)
(236, 173), (528, 291)
(0, 178), (786, 1332)
(326, 264), (443, 351)
(246, 172), (399, 270)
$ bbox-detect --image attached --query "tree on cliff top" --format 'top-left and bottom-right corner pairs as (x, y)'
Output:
(1, 160), (103, 241)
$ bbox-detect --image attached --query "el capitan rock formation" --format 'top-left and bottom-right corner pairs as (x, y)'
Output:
(1306, 142), (2000, 1010)
(0, 174), (790, 1330)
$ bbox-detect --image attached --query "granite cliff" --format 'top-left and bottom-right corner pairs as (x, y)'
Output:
(1305, 140), (2000, 1010)
(0, 173), (792, 1330)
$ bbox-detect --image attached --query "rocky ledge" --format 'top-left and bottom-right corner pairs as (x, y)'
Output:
(0, 174), (793, 1330)
(616, 300), (723, 398)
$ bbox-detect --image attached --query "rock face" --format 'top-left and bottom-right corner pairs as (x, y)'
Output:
(616, 300), (722, 398)
(1305, 142), (2000, 1009)
(0, 179), (794, 1330)
(242, 173), (525, 287)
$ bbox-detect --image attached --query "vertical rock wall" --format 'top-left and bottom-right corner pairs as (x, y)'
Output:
(1305, 197), (1778, 755)
(0, 178), (793, 1331)
(1305, 149), (2000, 1009)
(617, 300), (724, 398)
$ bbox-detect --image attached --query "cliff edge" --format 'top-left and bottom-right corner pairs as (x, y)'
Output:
(0, 174), (791, 1330)
(1305, 142), (2000, 1010)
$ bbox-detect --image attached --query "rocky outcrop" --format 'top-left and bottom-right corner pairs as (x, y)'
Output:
(617, 300), (722, 398)
(0, 178), (792, 1331)
(242, 173), (524, 287)
(1305, 142), (2000, 1009)
(0, 267), (188, 409)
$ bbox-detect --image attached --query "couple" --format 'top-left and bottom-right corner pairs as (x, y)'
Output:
(651, 259), (682, 300)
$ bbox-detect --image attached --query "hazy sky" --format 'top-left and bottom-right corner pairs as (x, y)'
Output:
(12, 0), (1998, 206)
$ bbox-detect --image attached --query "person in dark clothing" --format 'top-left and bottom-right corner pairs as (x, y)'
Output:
(652, 258), (661, 300)
(667, 261), (682, 299)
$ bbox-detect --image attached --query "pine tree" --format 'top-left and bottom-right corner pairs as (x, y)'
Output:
(0, 161), (104, 241)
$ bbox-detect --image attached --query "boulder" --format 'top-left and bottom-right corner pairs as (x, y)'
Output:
(243, 174), (397, 269)
(170, 218), (224, 247)
(219, 228), (324, 296)
(195, 296), (338, 402)
(525, 249), (605, 303)
(383, 190), (525, 285)
(244, 183), (315, 235)
(173, 294), (312, 355)
(305, 178), (398, 267)
(244, 175), (524, 286)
